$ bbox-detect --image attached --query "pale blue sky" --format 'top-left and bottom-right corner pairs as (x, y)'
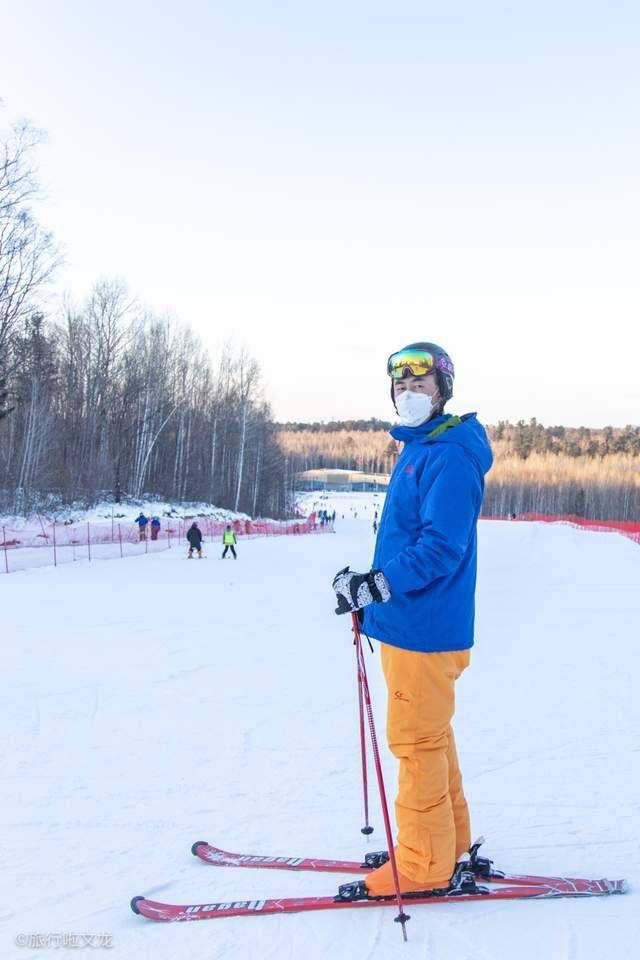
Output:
(2, 1), (639, 425)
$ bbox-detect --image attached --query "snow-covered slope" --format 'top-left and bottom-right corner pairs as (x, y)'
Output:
(297, 489), (386, 519)
(0, 499), (250, 531)
(2, 515), (638, 959)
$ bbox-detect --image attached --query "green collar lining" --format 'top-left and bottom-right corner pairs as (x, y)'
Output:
(425, 414), (463, 439)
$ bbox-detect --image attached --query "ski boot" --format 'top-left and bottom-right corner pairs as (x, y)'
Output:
(336, 856), (488, 902)
(467, 836), (505, 881)
(360, 837), (504, 882)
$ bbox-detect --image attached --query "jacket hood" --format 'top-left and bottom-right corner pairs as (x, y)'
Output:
(391, 412), (493, 477)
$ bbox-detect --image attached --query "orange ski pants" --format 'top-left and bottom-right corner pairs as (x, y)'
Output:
(380, 642), (471, 887)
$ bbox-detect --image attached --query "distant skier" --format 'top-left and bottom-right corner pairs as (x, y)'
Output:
(150, 516), (161, 541)
(332, 341), (492, 899)
(222, 524), (237, 559)
(372, 518), (378, 534)
(332, 510), (336, 523)
(135, 513), (148, 541)
(186, 522), (203, 558)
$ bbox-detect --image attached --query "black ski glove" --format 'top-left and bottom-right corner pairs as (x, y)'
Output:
(332, 566), (391, 615)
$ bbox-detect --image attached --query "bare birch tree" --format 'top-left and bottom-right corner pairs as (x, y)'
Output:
(0, 122), (59, 364)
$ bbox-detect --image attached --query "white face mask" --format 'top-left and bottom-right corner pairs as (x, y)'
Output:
(395, 389), (434, 427)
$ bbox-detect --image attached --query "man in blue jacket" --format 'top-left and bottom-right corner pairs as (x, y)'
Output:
(332, 342), (493, 898)
(135, 513), (148, 542)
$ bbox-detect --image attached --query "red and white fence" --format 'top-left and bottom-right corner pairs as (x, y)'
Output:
(3, 510), (636, 575)
(482, 512), (640, 545)
(1, 513), (330, 574)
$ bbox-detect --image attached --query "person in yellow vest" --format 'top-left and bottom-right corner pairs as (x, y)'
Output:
(222, 524), (237, 559)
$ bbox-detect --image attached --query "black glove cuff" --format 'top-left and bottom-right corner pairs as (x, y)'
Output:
(366, 571), (384, 604)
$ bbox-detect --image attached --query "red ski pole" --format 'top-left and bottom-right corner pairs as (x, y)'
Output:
(356, 645), (373, 836)
(351, 613), (410, 940)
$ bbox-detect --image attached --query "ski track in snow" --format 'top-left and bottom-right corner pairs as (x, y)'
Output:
(1, 499), (639, 959)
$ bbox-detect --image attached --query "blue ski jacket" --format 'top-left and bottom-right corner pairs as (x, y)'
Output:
(362, 412), (493, 653)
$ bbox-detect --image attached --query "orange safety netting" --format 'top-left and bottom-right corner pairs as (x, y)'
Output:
(481, 513), (640, 545)
(0, 512), (329, 573)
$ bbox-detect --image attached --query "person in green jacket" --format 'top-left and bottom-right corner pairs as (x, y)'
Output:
(222, 524), (237, 559)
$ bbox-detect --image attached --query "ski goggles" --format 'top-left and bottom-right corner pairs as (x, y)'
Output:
(387, 347), (437, 379)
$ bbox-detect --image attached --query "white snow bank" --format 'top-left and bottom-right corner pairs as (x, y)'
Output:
(0, 499), (250, 531)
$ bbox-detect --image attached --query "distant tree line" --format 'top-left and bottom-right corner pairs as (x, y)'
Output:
(491, 419), (640, 459)
(279, 418), (640, 522)
(280, 428), (397, 476)
(280, 417), (640, 458)
(481, 451), (639, 521)
(279, 418), (393, 433)
(0, 121), (288, 518)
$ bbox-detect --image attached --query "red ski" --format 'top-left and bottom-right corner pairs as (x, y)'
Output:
(191, 840), (364, 874)
(131, 877), (626, 923)
(190, 839), (613, 892)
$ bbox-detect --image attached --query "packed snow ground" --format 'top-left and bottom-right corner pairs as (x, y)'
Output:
(297, 489), (386, 521)
(2, 501), (639, 959)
